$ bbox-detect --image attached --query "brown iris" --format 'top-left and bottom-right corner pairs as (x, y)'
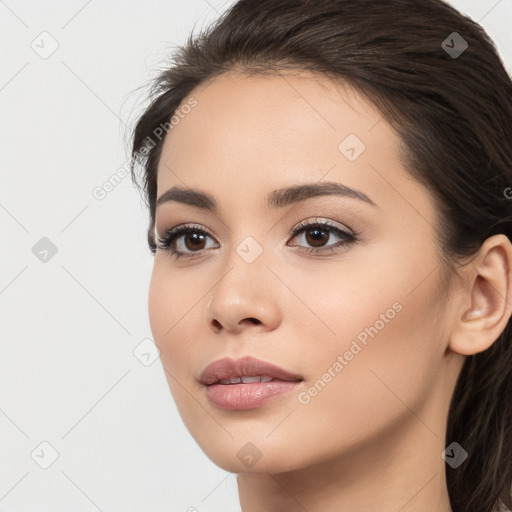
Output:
(184, 232), (207, 251)
(305, 227), (329, 248)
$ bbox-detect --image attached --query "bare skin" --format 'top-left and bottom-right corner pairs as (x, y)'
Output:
(148, 69), (512, 512)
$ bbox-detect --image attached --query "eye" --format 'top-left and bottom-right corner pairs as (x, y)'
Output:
(155, 219), (358, 259)
(155, 224), (218, 259)
(287, 218), (358, 255)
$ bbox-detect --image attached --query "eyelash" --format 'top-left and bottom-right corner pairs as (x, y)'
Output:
(154, 219), (358, 260)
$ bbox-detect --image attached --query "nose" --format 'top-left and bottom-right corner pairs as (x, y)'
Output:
(204, 250), (281, 335)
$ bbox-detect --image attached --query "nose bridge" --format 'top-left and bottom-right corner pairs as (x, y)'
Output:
(216, 230), (269, 298)
(217, 209), (269, 269)
(205, 229), (280, 332)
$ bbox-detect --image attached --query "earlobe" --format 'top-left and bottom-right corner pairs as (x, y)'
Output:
(449, 234), (512, 356)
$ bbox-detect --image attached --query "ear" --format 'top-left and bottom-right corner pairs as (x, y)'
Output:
(449, 234), (512, 356)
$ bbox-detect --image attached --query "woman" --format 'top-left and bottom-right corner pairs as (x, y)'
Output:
(129, 0), (512, 510)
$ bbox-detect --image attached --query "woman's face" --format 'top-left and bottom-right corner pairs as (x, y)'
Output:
(149, 70), (461, 473)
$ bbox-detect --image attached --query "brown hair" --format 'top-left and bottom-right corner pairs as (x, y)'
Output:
(129, 1), (512, 510)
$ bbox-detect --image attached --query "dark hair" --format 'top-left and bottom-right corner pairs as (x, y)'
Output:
(129, 1), (512, 510)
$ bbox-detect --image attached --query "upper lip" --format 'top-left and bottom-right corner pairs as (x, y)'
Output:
(199, 356), (304, 385)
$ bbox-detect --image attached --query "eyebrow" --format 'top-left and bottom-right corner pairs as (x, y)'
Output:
(156, 181), (377, 211)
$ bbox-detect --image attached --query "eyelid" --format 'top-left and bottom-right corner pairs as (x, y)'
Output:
(154, 219), (352, 246)
(289, 217), (355, 238)
(155, 222), (216, 240)
(154, 223), (219, 259)
(155, 217), (359, 258)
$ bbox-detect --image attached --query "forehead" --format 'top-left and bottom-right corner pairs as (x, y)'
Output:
(162, 70), (381, 150)
(157, 70), (394, 184)
(154, 69), (436, 235)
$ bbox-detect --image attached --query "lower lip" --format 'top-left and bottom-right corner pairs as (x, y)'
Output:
(204, 380), (302, 410)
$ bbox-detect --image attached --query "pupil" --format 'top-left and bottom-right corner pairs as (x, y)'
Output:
(306, 228), (328, 247)
(186, 233), (205, 250)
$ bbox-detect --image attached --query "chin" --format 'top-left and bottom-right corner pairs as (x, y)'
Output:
(195, 437), (307, 474)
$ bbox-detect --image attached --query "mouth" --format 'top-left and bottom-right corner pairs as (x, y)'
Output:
(199, 355), (304, 385)
(217, 375), (285, 384)
(199, 356), (304, 411)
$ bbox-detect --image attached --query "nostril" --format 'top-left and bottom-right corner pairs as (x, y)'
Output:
(210, 317), (261, 332)
(243, 318), (261, 325)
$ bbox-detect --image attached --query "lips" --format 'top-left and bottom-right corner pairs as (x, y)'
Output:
(199, 356), (303, 386)
(199, 356), (304, 411)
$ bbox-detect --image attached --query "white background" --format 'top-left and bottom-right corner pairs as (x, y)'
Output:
(0, 1), (511, 510)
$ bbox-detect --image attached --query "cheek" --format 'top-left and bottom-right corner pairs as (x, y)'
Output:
(245, 274), (447, 471)
(148, 263), (204, 375)
(284, 248), (446, 424)
(148, 267), (208, 427)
